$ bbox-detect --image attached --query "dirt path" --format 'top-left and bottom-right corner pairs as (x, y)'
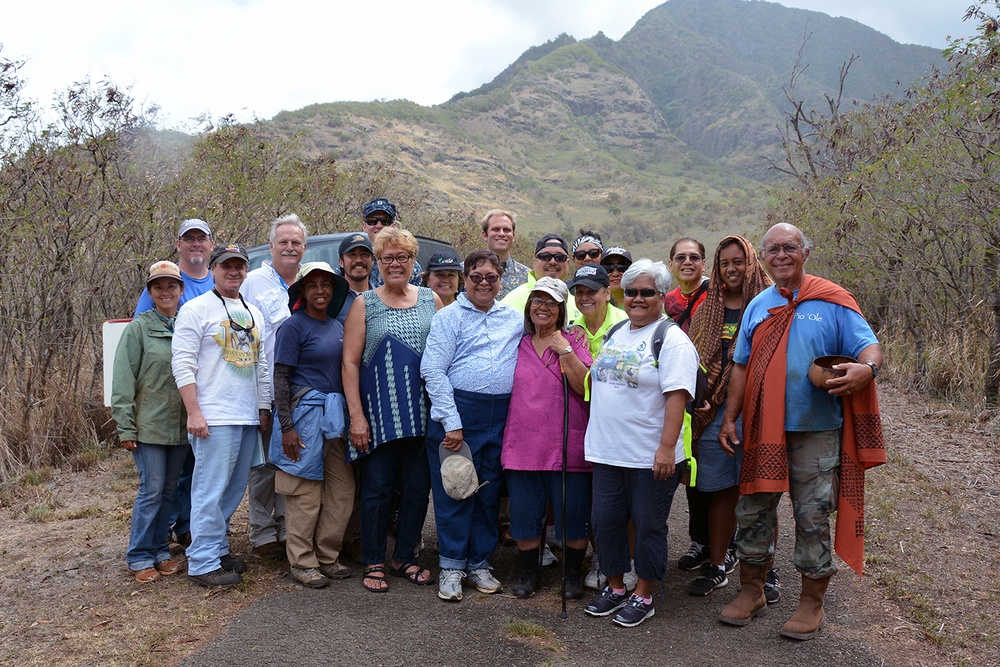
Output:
(0, 381), (994, 666)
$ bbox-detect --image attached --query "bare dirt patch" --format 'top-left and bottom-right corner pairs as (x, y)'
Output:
(0, 381), (995, 666)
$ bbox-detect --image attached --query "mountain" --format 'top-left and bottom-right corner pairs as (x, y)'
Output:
(268, 0), (946, 258)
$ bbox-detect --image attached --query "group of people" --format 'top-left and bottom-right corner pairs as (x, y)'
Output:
(112, 199), (885, 638)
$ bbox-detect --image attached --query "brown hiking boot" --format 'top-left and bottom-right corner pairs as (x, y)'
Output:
(780, 574), (831, 640)
(719, 561), (769, 626)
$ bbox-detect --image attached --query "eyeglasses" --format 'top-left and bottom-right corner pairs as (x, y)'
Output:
(213, 290), (256, 334)
(672, 253), (702, 263)
(573, 248), (602, 261)
(529, 296), (559, 308)
(624, 288), (660, 298)
(378, 254), (413, 266)
(180, 234), (210, 244)
(764, 243), (803, 256)
(535, 252), (569, 263)
(602, 262), (630, 274)
(467, 273), (499, 285)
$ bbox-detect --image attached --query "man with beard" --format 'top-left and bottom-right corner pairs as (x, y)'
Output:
(239, 214), (308, 559)
(337, 232), (374, 321)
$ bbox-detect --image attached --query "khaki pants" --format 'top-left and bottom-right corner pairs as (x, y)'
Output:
(275, 438), (355, 569)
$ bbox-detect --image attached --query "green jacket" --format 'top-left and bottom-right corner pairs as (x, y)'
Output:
(111, 310), (187, 445)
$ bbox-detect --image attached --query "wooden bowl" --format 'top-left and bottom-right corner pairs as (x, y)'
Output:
(808, 355), (858, 388)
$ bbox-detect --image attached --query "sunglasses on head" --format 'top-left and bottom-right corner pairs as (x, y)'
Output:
(624, 288), (659, 298)
(573, 248), (602, 261)
(536, 252), (569, 263)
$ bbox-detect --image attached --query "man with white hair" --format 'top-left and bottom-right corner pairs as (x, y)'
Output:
(239, 214), (308, 559)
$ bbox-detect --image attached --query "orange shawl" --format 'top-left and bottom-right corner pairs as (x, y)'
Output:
(741, 274), (885, 575)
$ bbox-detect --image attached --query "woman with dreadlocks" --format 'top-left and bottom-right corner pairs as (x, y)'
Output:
(684, 235), (776, 600)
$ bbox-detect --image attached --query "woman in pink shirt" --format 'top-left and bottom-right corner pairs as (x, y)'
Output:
(501, 277), (593, 600)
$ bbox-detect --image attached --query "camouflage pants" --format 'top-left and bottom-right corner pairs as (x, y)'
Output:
(734, 430), (840, 579)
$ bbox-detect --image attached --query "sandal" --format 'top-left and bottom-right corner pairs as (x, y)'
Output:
(389, 561), (435, 586)
(363, 565), (389, 593)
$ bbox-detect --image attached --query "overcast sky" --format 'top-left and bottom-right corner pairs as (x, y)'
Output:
(2, 0), (982, 128)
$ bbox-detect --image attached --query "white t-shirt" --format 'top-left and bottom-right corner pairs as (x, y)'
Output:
(585, 317), (698, 468)
(171, 290), (271, 426)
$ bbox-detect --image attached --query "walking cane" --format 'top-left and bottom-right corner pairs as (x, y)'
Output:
(560, 370), (569, 620)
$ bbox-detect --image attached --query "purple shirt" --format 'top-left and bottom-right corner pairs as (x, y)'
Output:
(501, 332), (592, 472)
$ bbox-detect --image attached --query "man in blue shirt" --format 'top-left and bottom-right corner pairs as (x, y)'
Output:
(362, 198), (422, 288)
(718, 223), (883, 640)
(134, 219), (215, 316)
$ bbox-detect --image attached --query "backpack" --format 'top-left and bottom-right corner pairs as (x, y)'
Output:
(602, 317), (709, 486)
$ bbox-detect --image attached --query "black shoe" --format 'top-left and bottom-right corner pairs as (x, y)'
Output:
(612, 595), (656, 627)
(584, 587), (629, 617)
(677, 541), (709, 570)
(188, 567), (241, 588)
(724, 548), (737, 575)
(563, 546), (586, 600)
(220, 554), (247, 574)
(764, 567), (781, 604)
(687, 562), (729, 596)
(512, 570), (539, 598)
(252, 541), (286, 560)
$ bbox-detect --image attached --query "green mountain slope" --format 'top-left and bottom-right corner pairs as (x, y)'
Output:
(268, 0), (946, 259)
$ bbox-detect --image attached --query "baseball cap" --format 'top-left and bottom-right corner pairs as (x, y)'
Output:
(363, 198), (397, 221)
(426, 249), (462, 271)
(531, 276), (568, 303)
(146, 260), (182, 286)
(439, 441), (484, 500)
(208, 243), (249, 268)
(601, 246), (632, 263)
(177, 219), (212, 238)
(339, 233), (373, 257)
(535, 233), (568, 254)
(568, 264), (611, 292)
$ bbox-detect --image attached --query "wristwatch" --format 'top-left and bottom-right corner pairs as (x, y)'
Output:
(865, 361), (880, 378)
(559, 346), (573, 357)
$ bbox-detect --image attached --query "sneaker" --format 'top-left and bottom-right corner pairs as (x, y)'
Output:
(541, 543), (558, 567)
(318, 560), (353, 580)
(687, 562), (729, 596)
(290, 566), (330, 589)
(584, 587), (629, 617)
(764, 567), (782, 604)
(678, 541), (709, 570)
(623, 560), (638, 591)
(724, 548), (737, 575)
(220, 554), (247, 574)
(188, 567), (241, 588)
(584, 555), (607, 590)
(438, 569), (465, 602)
(466, 567), (502, 594)
(612, 594), (656, 627)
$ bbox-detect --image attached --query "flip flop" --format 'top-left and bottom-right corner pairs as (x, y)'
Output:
(389, 561), (435, 586)
(363, 565), (389, 593)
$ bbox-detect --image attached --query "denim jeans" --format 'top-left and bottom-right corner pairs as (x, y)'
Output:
(167, 449), (195, 539)
(592, 463), (681, 583)
(187, 425), (257, 576)
(127, 442), (190, 571)
(359, 437), (430, 565)
(426, 389), (509, 571)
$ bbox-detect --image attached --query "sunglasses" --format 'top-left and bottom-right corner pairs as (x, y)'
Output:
(624, 288), (660, 298)
(536, 252), (569, 263)
(602, 262), (630, 274)
(573, 248), (602, 261)
(213, 290), (256, 333)
(672, 253), (703, 263)
(467, 273), (499, 285)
